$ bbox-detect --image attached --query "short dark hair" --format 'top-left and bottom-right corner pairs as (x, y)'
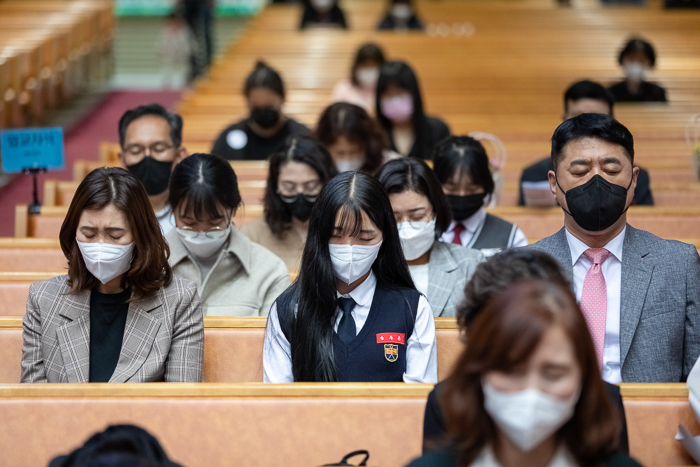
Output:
(551, 113), (634, 173)
(618, 37), (656, 67)
(168, 153), (242, 222)
(118, 104), (183, 149)
(350, 43), (386, 86)
(563, 80), (614, 116)
(59, 168), (172, 301)
(244, 61), (285, 99)
(377, 158), (453, 237)
(432, 136), (495, 196)
(314, 102), (389, 175)
(264, 136), (338, 235)
(456, 249), (569, 330)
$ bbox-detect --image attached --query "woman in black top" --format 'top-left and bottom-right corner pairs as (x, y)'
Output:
(377, 0), (424, 31)
(299, 0), (348, 29)
(608, 38), (667, 103)
(376, 61), (450, 160)
(211, 61), (309, 160)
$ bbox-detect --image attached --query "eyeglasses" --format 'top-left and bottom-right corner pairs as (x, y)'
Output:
(124, 143), (175, 157)
(278, 192), (319, 204)
(395, 213), (434, 229)
(176, 226), (228, 240)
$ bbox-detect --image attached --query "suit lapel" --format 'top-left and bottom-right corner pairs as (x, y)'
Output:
(619, 226), (653, 369)
(56, 290), (92, 383)
(427, 245), (458, 317)
(549, 228), (574, 284)
(109, 292), (163, 383)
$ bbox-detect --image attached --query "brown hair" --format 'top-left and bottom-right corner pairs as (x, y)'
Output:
(59, 167), (173, 301)
(441, 280), (620, 467)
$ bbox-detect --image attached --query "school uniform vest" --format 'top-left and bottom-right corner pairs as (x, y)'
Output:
(278, 284), (420, 382)
(469, 213), (518, 251)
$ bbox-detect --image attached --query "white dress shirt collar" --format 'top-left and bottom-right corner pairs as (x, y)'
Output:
(565, 226), (626, 266)
(447, 207), (487, 234)
(336, 270), (376, 308)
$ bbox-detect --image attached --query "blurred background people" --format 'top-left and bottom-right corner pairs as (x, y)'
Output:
(299, 0), (348, 29)
(609, 38), (667, 102)
(211, 61), (309, 160)
(315, 102), (397, 175)
(378, 158), (483, 317)
(167, 153), (290, 316)
(376, 61), (450, 159)
(158, 13), (191, 89)
(434, 136), (527, 256)
(179, 0), (214, 82)
(378, 0), (424, 31)
(242, 136), (338, 271)
(332, 43), (386, 113)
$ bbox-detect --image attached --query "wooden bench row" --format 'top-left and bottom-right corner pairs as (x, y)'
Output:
(0, 382), (695, 467)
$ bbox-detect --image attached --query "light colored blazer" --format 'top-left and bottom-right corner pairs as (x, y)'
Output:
(529, 226), (700, 382)
(167, 226), (290, 317)
(427, 241), (484, 317)
(21, 274), (204, 383)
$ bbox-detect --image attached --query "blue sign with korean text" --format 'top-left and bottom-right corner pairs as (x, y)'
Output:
(0, 127), (65, 173)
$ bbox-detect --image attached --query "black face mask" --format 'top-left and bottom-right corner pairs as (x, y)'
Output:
(558, 174), (632, 232)
(250, 107), (280, 129)
(280, 194), (316, 221)
(127, 157), (173, 196)
(446, 193), (486, 222)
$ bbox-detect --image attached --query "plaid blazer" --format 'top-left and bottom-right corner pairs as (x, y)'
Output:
(21, 274), (204, 383)
(427, 242), (484, 317)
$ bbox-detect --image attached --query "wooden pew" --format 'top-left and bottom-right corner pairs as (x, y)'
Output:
(0, 382), (694, 467)
(0, 316), (461, 384)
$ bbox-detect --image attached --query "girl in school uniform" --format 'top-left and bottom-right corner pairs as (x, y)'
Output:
(434, 136), (527, 257)
(263, 171), (438, 383)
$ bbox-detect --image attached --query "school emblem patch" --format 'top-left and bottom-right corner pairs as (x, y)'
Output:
(384, 344), (399, 362)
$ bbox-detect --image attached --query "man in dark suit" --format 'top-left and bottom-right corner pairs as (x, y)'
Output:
(518, 80), (653, 206)
(530, 113), (700, 383)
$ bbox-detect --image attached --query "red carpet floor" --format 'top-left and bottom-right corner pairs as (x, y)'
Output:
(0, 90), (181, 237)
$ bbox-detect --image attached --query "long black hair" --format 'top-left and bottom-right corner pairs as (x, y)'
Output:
(282, 171), (415, 382)
(375, 60), (431, 158)
(264, 136), (338, 235)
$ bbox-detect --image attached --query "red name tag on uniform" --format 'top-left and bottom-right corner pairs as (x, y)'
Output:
(376, 333), (406, 345)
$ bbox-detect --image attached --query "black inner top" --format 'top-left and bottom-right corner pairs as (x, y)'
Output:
(89, 287), (131, 383)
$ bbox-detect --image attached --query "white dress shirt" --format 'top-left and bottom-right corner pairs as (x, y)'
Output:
(440, 208), (528, 256)
(471, 445), (576, 467)
(408, 263), (430, 297)
(155, 204), (176, 235)
(565, 227), (625, 384)
(263, 271), (438, 383)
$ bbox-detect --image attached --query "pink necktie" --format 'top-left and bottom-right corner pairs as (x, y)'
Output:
(580, 248), (612, 369)
(451, 224), (466, 246)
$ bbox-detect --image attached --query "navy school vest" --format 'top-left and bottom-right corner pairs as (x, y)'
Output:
(277, 284), (420, 382)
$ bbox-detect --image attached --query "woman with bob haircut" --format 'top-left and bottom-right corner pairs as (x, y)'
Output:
(609, 37), (667, 103)
(211, 61), (309, 161)
(166, 153), (290, 316)
(377, 158), (483, 317)
(331, 43), (386, 113)
(21, 167), (204, 383)
(315, 102), (397, 175)
(263, 171), (438, 383)
(241, 136), (338, 271)
(410, 280), (641, 467)
(376, 60), (450, 160)
(434, 136), (526, 256)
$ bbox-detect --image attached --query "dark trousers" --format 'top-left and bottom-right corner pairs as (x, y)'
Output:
(183, 2), (213, 81)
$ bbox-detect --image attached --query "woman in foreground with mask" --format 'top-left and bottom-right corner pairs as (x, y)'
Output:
(410, 279), (641, 467)
(315, 102), (398, 175)
(211, 61), (309, 161)
(331, 43), (385, 113)
(166, 153), (290, 316)
(241, 136), (338, 272)
(377, 158), (483, 317)
(21, 168), (203, 383)
(434, 136), (526, 257)
(608, 37), (667, 103)
(263, 171), (438, 383)
(376, 61), (450, 160)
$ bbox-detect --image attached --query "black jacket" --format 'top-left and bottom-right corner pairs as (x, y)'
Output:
(391, 116), (450, 160)
(609, 81), (667, 103)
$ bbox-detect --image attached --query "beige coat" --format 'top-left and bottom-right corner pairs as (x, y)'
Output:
(166, 226), (290, 317)
(240, 218), (305, 272)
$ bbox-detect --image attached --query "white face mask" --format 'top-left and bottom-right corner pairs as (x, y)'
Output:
(482, 381), (579, 452)
(311, 0), (333, 10)
(623, 63), (646, 83)
(335, 159), (364, 173)
(329, 241), (383, 285)
(178, 224), (231, 260)
(397, 219), (436, 261)
(356, 67), (380, 88)
(77, 240), (135, 285)
(391, 4), (412, 20)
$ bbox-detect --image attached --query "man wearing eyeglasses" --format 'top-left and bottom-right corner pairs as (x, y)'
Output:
(118, 104), (188, 234)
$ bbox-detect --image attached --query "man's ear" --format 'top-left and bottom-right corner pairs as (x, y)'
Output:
(117, 152), (127, 169)
(547, 169), (558, 196)
(175, 146), (189, 165)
